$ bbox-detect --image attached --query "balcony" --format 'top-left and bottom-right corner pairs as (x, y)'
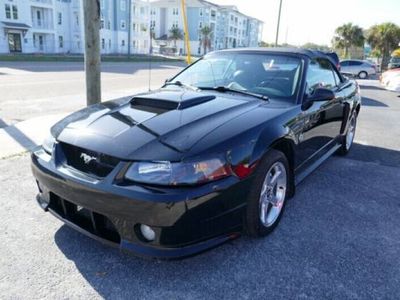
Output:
(30, 0), (53, 5)
(31, 19), (54, 30)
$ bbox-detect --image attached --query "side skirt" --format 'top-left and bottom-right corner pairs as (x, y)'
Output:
(294, 143), (341, 185)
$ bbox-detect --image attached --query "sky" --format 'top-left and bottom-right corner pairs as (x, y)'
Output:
(210, 0), (400, 46)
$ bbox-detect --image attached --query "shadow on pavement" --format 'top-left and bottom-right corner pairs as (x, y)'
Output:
(345, 142), (400, 168)
(1, 124), (37, 150)
(53, 142), (400, 299)
(358, 84), (385, 91)
(0, 117), (37, 150)
(361, 96), (389, 107)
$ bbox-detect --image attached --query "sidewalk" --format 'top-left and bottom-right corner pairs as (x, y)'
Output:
(0, 113), (67, 159)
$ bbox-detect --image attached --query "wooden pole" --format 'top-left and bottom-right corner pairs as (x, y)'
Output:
(83, 0), (101, 106)
(181, 0), (191, 64)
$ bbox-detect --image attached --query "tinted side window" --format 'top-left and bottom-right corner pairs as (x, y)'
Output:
(349, 61), (363, 66)
(306, 59), (337, 94)
(341, 61), (349, 67)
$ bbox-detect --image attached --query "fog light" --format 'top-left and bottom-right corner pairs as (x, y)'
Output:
(140, 224), (155, 241)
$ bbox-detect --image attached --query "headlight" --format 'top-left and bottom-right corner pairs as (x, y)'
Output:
(42, 134), (55, 154)
(124, 156), (233, 186)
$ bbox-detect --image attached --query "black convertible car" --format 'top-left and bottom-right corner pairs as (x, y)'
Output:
(31, 48), (361, 258)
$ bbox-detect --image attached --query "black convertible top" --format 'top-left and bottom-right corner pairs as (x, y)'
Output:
(210, 47), (340, 71)
(212, 47), (334, 61)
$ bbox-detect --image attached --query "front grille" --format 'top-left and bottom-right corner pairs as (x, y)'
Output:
(48, 193), (121, 244)
(59, 142), (119, 178)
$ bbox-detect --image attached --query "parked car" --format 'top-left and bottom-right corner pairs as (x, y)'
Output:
(31, 48), (361, 259)
(388, 57), (400, 70)
(380, 68), (400, 92)
(340, 59), (377, 79)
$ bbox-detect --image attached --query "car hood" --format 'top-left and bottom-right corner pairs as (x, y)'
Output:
(52, 88), (263, 160)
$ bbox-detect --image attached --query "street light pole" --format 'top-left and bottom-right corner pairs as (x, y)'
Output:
(275, 0), (283, 47)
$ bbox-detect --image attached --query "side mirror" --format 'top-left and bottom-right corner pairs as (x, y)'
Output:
(302, 87), (335, 110)
(164, 78), (171, 85)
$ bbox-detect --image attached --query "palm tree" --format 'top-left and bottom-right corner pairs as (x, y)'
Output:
(366, 23), (400, 68)
(332, 23), (365, 58)
(200, 25), (213, 54)
(169, 27), (183, 49)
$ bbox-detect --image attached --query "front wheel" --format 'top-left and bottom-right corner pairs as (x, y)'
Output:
(245, 150), (290, 237)
(337, 111), (357, 155)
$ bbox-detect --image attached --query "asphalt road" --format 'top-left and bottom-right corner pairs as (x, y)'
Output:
(0, 61), (185, 127)
(0, 80), (400, 299)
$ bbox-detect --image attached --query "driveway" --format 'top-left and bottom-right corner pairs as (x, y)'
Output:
(0, 80), (399, 299)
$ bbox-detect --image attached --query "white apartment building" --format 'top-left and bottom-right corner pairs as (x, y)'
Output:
(0, 0), (262, 55)
(150, 0), (263, 56)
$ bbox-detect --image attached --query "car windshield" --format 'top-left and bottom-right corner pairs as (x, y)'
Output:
(171, 52), (303, 103)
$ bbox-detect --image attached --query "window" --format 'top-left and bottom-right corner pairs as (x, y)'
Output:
(133, 23), (137, 32)
(121, 40), (125, 46)
(12, 5), (18, 19)
(58, 36), (63, 48)
(348, 60), (363, 66)
(120, 0), (126, 11)
(101, 38), (105, 49)
(172, 53), (302, 101)
(109, 39), (111, 49)
(57, 12), (62, 25)
(306, 59), (337, 94)
(199, 8), (203, 16)
(5, 4), (11, 19)
(121, 20), (126, 29)
(107, 20), (111, 29)
(100, 14), (104, 29)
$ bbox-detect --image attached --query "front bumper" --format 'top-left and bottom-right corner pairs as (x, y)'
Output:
(31, 147), (252, 259)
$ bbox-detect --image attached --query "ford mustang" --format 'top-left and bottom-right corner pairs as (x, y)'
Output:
(31, 48), (361, 258)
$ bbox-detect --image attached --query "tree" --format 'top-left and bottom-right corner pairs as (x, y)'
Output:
(332, 23), (365, 58)
(168, 27), (183, 49)
(366, 23), (400, 68)
(200, 25), (213, 54)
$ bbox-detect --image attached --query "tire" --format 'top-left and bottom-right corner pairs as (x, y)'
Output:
(245, 149), (291, 237)
(358, 71), (368, 79)
(337, 111), (357, 156)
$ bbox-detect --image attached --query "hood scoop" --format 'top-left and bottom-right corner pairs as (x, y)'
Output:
(130, 90), (216, 112)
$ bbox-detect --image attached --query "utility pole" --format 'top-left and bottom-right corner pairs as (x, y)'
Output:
(83, 0), (101, 106)
(275, 0), (282, 47)
(181, 0), (192, 64)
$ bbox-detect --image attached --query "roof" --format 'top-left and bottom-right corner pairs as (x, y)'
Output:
(1, 21), (31, 30)
(211, 47), (332, 59)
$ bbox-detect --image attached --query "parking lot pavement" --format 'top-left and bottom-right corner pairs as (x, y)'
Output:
(0, 61), (185, 127)
(0, 80), (399, 299)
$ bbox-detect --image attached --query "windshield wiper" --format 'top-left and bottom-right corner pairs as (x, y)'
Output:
(198, 86), (269, 101)
(164, 81), (199, 91)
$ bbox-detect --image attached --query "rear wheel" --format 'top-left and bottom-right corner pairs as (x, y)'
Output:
(358, 71), (368, 79)
(245, 150), (290, 237)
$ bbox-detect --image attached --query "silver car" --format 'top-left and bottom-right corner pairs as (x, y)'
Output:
(340, 59), (377, 79)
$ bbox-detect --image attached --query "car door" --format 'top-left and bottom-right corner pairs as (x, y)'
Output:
(295, 58), (345, 171)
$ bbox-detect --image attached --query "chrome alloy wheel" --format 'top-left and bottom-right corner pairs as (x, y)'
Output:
(259, 162), (287, 227)
(346, 114), (356, 150)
